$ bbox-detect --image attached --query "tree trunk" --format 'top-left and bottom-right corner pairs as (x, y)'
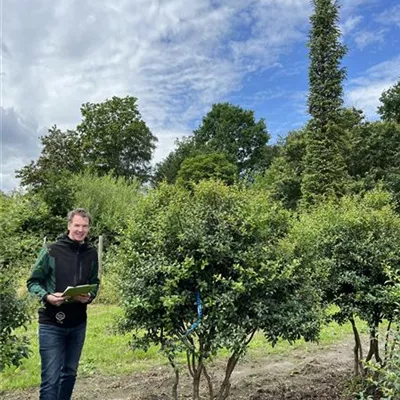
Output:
(215, 331), (255, 400)
(366, 325), (382, 365)
(168, 356), (180, 400)
(215, 352), (239, 400)
(193, 364), (203, 400)
(349, 317), (363, 376)
(187, 350), (195, 378)
(383, 319), (392, 366)
(203, 364), (214, 400)
(389, 323), (400, 361)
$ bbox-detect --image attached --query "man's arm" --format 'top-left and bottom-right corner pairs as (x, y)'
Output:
(27, 246), (73, 306)
(27, 247), (50, 302)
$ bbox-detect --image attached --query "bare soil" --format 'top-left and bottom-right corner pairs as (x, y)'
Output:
(1, 338), (356, 400)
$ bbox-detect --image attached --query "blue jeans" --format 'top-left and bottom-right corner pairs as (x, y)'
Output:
(39, 322), (86, 400)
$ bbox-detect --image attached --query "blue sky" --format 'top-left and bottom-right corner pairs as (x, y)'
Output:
(1, 0), (399, 191)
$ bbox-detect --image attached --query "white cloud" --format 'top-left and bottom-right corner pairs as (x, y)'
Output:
(351, 57), (400, 84)
(376, 5), (400, 27)
(1, 157), (25, 193)
(152, 129), (189, 165)
(0, 0), (396, 190)
(2, 0), (314, 190)
(353, 29), (385, 50)
(347, 82), (390, 117)
(340, 0), (378, 14)
(346, 57), (400, 118)
(340, 15), (363, 36)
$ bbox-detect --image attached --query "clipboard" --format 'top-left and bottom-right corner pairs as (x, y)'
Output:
(61, 284), (98, 297)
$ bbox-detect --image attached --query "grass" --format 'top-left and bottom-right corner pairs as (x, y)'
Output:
(0, 305), (167, 391)
(247, 318), (369, 359)
(0, 304), (369, 392)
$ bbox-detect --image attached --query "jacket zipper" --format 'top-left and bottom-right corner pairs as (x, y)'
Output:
(74, 246), (80, 286)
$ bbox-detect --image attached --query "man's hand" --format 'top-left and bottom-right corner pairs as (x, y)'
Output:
(74, 294), (91, 304)
(46, 292), (69, 306)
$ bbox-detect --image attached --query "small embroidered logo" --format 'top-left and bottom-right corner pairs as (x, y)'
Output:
(56, 312), (66, 323)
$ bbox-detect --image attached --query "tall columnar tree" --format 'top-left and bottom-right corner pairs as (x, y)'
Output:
(302, 0), (349, 205)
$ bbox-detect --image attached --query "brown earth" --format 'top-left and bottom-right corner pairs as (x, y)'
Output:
(0, 338), (357, 400)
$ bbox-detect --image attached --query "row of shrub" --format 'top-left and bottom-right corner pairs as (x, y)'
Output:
(1, 176), (399, 398)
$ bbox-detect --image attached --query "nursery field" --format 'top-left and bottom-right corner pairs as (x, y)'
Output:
(0, 304), (367, 400)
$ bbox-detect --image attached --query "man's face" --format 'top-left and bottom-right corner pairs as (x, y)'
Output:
(68, 215), (90, 242)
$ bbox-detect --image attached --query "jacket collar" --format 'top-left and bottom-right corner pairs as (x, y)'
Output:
(57, 233), (92, 251)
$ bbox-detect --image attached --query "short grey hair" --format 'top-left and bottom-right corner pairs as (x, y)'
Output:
(67, 208), (91, 224)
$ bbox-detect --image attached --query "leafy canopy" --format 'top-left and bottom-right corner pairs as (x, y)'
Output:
(176, 152), (237, 188)
(193, 103), (270, 175)
(16, 126), (82, 192)
(286, 189), (400, 373)
(378, 79), (400, 123)
(154, 102), (271, 186)
(116, 181), (323, 398)
(0, 193), (44, 371)
(78, 96), (157, 182)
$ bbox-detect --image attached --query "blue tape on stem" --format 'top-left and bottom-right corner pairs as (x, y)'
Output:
(184, 290), (203, 336)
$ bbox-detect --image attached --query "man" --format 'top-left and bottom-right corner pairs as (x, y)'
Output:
(27, 208), (100, 400)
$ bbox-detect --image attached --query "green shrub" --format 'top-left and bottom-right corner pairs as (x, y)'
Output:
(115, 181), (324, 399)
(286, 189), (400, 377)
(358, 280), (400, 400)
(0, 193), (43, 370)
(71, 171), (142, 241)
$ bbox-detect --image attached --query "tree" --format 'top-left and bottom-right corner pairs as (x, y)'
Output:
(153, 103), (273, 186)
(0, 193), (45, 370)
(256, 107), (363, 210)
(193, 103), (270, 175)
(70, 171), (141, 240)
(359, 291), (400, 399)
(176, 153), (237, 188)
(116, 181), (323, 400)
(301, 123), (349, 204)
(18, 96), (157, 187)
(257, 108), (364, 210)
(15, 126), (78, 233)
(338, 107), (365, 180)
(286, 189), (400, 377)
(16, 126), (83, 191)
(78, 96), (157, 182)
(346, 120), (400, 208)
(302, 0), (348, 205)
(378, 79), (400, 123)
(153, 137), (198, 184)
(254, 129), (306, 210)
(307, 0), (347, 127)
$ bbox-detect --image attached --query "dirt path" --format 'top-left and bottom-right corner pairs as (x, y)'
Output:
(1, 337), (356, 400)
